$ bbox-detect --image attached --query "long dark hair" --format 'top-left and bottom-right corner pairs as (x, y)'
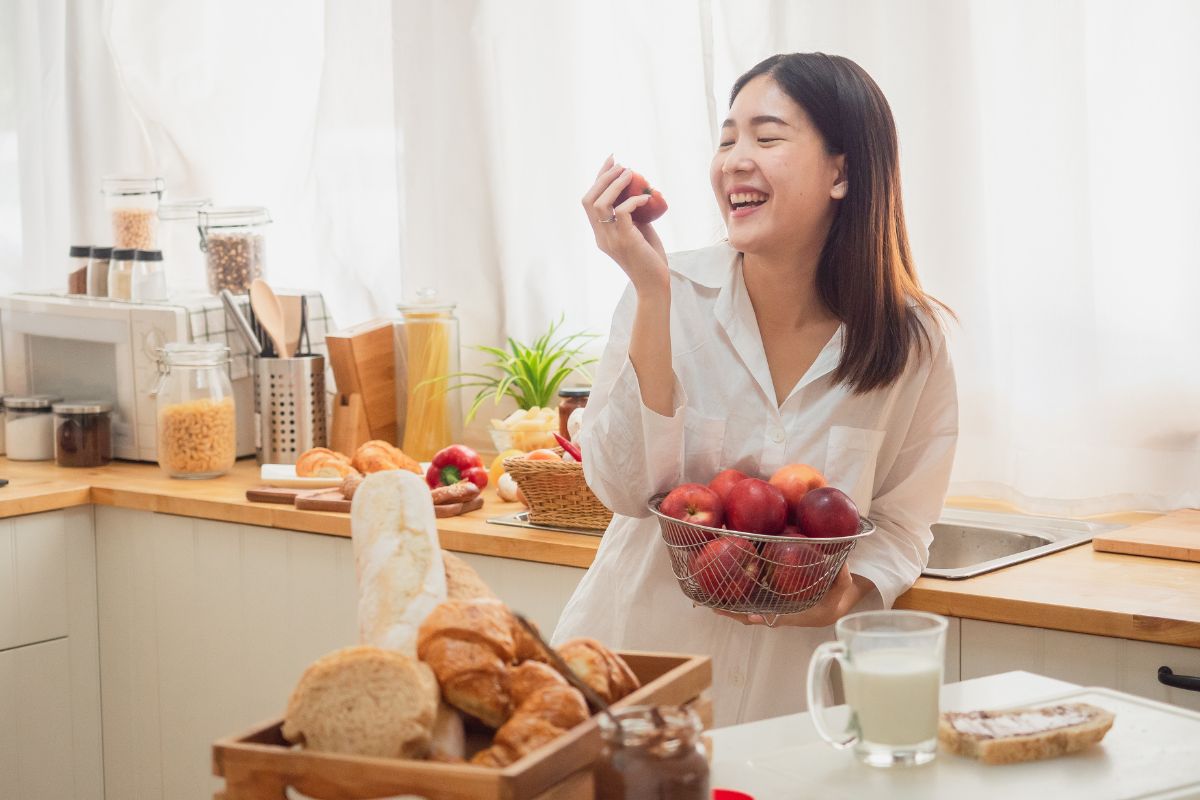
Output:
(730, 53), (952, 394)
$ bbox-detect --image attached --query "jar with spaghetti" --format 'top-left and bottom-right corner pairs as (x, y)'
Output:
(395, 291), (462, 462)
(102, 176), (164, 249)
(153, 342), (237, 479)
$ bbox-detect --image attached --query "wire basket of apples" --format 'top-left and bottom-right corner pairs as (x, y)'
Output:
(648, 464), (875, 623)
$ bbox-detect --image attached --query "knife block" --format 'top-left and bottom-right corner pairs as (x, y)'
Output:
(330, 392), (371, 455)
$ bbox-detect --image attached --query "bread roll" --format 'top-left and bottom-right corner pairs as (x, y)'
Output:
(557, 637), (640, 704)
(295, 447), (358, 478)
(442, 551), (499, 602)
(352, 439), (422, 475)
(417, 599), (518, 728)
(351, 470), (447, 655)
(282, 645), (438, 758)
(939, 702), (1115, 764)
(470, 661), (589, 767)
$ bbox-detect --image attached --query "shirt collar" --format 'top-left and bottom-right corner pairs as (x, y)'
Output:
(669, 241), (740, 289)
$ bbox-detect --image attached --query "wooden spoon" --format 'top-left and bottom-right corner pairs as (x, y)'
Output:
(249, 279), (288, 358)
(279, 293), (303, 359)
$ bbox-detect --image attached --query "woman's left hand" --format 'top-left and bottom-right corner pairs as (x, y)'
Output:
(711, 566), (876, 628)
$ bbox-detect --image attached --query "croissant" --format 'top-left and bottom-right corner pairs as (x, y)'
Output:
(416, 600), (518, 728)
(470, 661), (589, 767)
(352, 440), (423, 475)
(295, 447), (359, 478)
(556, 637), (640, 705)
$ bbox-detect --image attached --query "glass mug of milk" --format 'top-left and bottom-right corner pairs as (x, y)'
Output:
(806, 610), (947, 767)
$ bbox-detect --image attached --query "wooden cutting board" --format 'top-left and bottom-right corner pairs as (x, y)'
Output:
(325, 319), (397, 444)
(1092, 508), (1200, 562)
(292, 490), (483, 518)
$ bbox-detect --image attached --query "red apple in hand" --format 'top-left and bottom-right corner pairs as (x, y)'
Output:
(659, 483), (722, 544)
(707, 468), (750, 505)
(768, 463), (827, 524)
(689, 537), (760, 602)
(724, 478), (788, 535)
(615, 170), (668, 224)
(796, 486), (860, 538)
(761, 532), (826, 599)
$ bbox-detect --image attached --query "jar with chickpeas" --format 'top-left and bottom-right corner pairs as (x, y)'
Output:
(153, 342), (237, 479)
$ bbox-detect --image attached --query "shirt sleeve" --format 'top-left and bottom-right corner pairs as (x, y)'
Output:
(848, 329), (959, 609)
(578, 283), (689, 518)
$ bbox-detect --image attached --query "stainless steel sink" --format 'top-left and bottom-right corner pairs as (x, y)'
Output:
(922, 508), (1127, 579)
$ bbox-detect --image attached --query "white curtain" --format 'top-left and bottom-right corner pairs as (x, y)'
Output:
(6, 0), (1200, 513)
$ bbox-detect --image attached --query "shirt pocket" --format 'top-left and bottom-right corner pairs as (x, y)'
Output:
(682, 409), (726, 483)
(824, 426), (886, 517)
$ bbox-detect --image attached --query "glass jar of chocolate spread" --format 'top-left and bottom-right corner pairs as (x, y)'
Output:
(53, 401), (113, 468)
(594, 705), (709, 800)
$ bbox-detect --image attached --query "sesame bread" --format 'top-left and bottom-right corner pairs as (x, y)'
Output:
(939, 702), (1115, 765)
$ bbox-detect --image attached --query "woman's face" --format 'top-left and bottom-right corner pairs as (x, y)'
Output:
(710, 74), (845, 259)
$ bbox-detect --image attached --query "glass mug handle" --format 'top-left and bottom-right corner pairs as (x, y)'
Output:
(806, 640), (857, 749)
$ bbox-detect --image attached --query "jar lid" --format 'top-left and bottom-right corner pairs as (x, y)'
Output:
(52, 401), (113, 414)
(5, 394), (64, 409)
(91, 246), (113, 258)
(101, 176), (165, 196)
(134, 249), (164, 261)
(198, 206), (272, 229)
(69, 245), (92, 257)
(158, 198), (212, 221)
(558, 386), (591, 398)
(397, 288), (456, 316)
(112, 248), (137, 260)
(161, 341), (230, 365)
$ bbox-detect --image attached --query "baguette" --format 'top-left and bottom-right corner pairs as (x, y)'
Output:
(938, 702), (1115, 765)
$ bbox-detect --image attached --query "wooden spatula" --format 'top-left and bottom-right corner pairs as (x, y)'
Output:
(279, 293), (304, 359)
(249, 279), (288, 358)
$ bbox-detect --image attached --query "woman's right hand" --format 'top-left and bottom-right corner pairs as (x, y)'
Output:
(582, 156), (669, 293)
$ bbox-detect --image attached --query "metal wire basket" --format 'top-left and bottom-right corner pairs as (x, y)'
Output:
(648, 493), (875, 623)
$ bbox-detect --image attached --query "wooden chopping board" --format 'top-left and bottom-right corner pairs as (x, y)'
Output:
(292, 489), (483, 518)
(1092, 508), (1200, 562)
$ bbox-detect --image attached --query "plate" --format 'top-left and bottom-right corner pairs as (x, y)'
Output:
(259, 464), (342, 489)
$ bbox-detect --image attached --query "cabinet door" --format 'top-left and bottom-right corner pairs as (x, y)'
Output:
(961, 619), (1200, 712)
(0, 513), (69, 650)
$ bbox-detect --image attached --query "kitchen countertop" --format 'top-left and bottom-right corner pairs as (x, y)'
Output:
(0, 457), (1197, 648)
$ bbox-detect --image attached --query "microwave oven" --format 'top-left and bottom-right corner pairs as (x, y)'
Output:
(0, 293), (257, 461)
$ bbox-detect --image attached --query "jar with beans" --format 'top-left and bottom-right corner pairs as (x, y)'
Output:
(153, 343), (237, 479)
(53, 401), (113, 468)
(102, 176), (164, 250)
(197, 206), (271, 294)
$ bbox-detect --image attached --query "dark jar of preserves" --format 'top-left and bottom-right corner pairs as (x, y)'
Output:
(53, 401), (114, 468)
(594, 705), (709, 800)
(557, 386), (589, 440)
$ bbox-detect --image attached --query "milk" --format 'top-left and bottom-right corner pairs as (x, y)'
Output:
(842, 648), (941, 745)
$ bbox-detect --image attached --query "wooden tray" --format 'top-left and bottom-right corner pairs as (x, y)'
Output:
(212, 650), (711, 800)
(249, 487), (484, 518)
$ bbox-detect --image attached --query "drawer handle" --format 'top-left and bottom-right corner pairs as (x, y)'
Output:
(1158, 666), (1200, 693)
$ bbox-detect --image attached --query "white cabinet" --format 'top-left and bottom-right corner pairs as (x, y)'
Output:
(960, 619), (1200, 712)
(0, 508), (103, 800)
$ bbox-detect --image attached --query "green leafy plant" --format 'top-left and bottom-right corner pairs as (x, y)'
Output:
(434, 315), (600, 423)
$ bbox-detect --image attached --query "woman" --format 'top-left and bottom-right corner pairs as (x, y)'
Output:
(552, 53), (958, 726)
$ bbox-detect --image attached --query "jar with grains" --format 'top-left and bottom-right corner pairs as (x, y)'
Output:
(87, 246), (112, 297)
(108, 249), (136, 300)
(594, 705), (710, 800)
(158, 198), (211, 296)
(68, 245), (91, 294)
(153, 342), (237, 479)
(53, 401), (113, 468)
(102, 176), (164, 250)
(5, 395), (64, 461)
(198, 206), (270, 294)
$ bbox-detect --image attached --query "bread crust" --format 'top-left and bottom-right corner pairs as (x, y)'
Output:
(939, 702), (1115, 765)
(557, 637), (641, 705)
(352, 439), (422, 475)
(469, 661), (589, 767)
(295, 447), (358, 478)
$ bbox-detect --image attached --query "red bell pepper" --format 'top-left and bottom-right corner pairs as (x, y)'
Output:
(552, 432), (582, 463)
(426, 444), (488, 490)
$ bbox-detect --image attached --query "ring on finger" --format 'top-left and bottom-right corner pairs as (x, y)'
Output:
(599, 210), (617, 224)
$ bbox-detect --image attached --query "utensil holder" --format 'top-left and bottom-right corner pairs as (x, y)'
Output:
(254, 355), (327, 465)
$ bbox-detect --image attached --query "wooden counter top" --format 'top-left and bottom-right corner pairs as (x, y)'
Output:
(1, 458), (1197, 647)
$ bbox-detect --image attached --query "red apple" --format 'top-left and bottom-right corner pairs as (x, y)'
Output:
(724, 478), (788, 536)
(707, 468), (750, 505)
(796, 486), (860, 538)
(659, 483), (722, 545)
(689, 536), (760, 602)
(768, 463), (828, 524)
(761, 533), (826, 599)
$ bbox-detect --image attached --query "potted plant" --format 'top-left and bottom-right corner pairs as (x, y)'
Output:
(434, 316), (599, 451)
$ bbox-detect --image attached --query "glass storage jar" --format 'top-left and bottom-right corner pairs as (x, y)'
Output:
(68, 245), (91, 294)
(6, 395), (64, 461)
(198, 206), (270, 293)
(158, 198), (211, 296)
(108, 249), (136, 300)
(395, 291), (462, 462)
(87, 246), (112, 297)
(557, 386), (590, 440)
(53, 401), (113, 468)
(595, 705), (710, 800)
(154, 342), (237, 479)
(102, 176), (164, 250)
(132, 249), (167, 302)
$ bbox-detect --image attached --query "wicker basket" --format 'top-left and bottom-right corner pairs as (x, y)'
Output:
(503, 448), (613, 531)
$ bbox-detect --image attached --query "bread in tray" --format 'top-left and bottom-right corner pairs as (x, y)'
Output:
(939, 702), (1115, 764)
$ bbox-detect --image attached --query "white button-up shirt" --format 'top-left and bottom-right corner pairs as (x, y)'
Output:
(552, 242), (958, 726)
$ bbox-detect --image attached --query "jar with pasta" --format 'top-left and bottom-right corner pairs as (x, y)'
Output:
(153, 342), (237, 479)
(102, 176), (164, 250)
(395, 291), (462, 462)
